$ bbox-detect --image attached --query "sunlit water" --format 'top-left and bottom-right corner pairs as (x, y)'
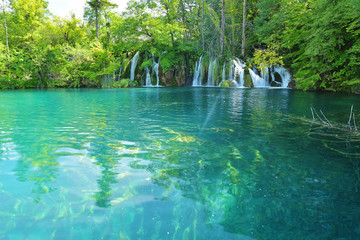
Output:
(0, 88), (360, 240)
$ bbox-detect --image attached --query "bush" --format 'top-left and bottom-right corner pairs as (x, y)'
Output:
(219, 80), (235, 88)
(112, 79), (138, 88)
(101, 75), (114, 88)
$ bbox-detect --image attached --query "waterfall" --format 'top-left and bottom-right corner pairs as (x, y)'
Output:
(222, 62), (226, 82)
(249, 66), (291, 88)
(213, 59), (217, 86)
(207, 58), (217, 87)
(130, 52), (140, 81)
(249, 68), (268, 88)
(229, 61), (234, 81)
(273, 66), (291, 88)
(192, 56), (292, 88)
(271, 71), (276, 85)
(217, 62), (227, 87)
(260, 65), (270, 87)
(193, 56), (203, 86)
(145, 67), (152, 86)
(118, 67), (122, 82)
(233, 58), (245, 87)
(153, 61), (160, 87)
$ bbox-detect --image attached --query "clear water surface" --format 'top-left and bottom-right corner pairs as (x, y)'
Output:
(0, 88), (359, 240)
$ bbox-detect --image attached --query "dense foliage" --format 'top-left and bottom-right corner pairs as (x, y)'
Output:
(0, 0), (359, 92)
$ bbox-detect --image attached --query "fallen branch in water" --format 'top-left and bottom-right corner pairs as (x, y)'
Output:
(307, 106), (360, 192)
(348, 105), (358, 131)
(310, 107), (332, 126)
(286, 106), (360, 146)
(310, 105), (358, 133)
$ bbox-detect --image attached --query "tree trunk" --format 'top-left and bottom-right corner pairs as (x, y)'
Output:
(95, 7), (99, 39)
(231, 0), (235, 55)
(179, 1), (188, 42)
(2, 0), (10, 62)
(201, 0), (205, 50)
(220, 0), (225, 56)
(164, 4), (174, 47)
(241, 0), (246, 57)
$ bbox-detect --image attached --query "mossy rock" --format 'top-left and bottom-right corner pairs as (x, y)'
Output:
(219, 80), (236, 88)
(270, 72), (282, 87)
(244, 74), (253, 88)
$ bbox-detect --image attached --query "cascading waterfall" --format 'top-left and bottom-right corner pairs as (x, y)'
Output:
(192, 56), (292, 88)
(250, 65), (291, 88)
(271, 71), (278, 86)
(249, 66), (270, 88)
(130, 52), (140, 81)
(218, 62), (226, 87)
(207, 58), (217, 87)
(222, 62), (226, 82)
(207, 57), (213, 86)
(193, 56), (203, 86)
(260, 65), (270, 87)
(143, 57), (161, 87)
(233, 58), (245, 87)
(145, 67), (152, 86)
(249, 68), (266, 88)
(153, 61), (160, 87)
(229, 61), (234, 81)
(273, 66), (291, 88)
(118, 67), (122, 82)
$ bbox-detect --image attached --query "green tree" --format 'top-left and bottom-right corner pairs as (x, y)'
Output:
(254, 0), (360, 92)
(55, 14), (87, 47)
(86, 0), (117, 39)
(2, 0), (9, 61)
(11, 0), (48, 40)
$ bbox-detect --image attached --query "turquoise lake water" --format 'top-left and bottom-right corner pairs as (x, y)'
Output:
(0, 88), (359, 239)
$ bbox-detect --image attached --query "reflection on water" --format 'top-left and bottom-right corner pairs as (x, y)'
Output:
(0, 88), (359, 239)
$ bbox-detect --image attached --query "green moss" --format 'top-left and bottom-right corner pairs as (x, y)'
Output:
(219, 80), (235, 88)
(111, 79), (138, 88)
(244, 74), (253, 88)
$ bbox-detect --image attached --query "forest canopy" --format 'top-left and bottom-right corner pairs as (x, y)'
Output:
(0, 0), (359, 92)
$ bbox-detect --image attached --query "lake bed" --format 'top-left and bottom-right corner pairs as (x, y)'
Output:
(0, 88), (359, 239)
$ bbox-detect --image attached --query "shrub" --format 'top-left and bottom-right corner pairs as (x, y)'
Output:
(219, 80), (235, 88)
